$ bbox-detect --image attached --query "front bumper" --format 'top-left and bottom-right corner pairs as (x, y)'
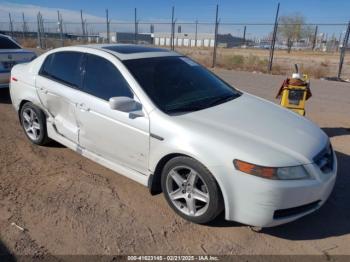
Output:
(211, 151), (337, 227)
(0, 72), (10, 88)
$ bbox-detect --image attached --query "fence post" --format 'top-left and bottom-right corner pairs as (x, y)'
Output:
(57, 11), (64, 47)
(8, 13), (13, 37)
(37, 13), (41, 48)
(170, 6), (175, 50)
(212, 4), (219, 68)
(22, 13), (26, 38)
(40, 13), (46, 49)
(267, 2), (280, 73)
(312, 25), (318, 50)
(195, 19), (198, 48)
(80, 10), (85, 43)
(106, 9), (110, 43)
(243, 25), (246, 45)
(134, 8), (138, 44)
(337, 21), (350, 79)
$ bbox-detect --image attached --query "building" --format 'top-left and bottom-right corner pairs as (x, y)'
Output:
(153, 32), (215, 47)
(153, 32), (249, 48)
(99, 32), (153, 44)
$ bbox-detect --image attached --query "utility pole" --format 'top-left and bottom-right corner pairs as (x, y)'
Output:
(212, 4), (219, 68)
(134, 8), (138, 44)
(106, 9), (110, 43)
(267, 2), (280, 73)
(338, 21), (350, 79)
(170, 6), (175, 50)
(9, 13), (14, 37)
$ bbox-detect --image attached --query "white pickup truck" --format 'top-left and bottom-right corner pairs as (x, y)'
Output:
(0, 34), (36, 88)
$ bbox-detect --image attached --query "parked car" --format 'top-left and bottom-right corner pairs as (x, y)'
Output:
(0, 34), (36, 88)
(9, 45), (337, 227)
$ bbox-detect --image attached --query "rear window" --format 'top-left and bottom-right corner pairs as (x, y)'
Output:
(0, 36), (21, 49)
(40, 52), (83, 88)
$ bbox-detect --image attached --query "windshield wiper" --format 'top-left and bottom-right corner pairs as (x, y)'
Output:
(166, 104), (206, 114)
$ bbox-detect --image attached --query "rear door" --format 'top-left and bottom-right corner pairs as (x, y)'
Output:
(36, 51), (84, 143)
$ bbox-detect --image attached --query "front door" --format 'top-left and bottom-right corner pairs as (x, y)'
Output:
(76, 53), (150, 174)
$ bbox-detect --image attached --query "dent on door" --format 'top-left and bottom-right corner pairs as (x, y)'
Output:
(36, 77), (79, 143)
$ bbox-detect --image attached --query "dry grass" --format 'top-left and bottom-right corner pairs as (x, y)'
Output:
(181, 47), (347, 79)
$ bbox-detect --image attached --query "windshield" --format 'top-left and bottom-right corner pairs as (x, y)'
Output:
(123, 56), (241, 114)
(0, 36), (21, 49)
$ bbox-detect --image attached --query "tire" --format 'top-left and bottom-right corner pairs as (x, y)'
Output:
(161, 156), (223, 224)
(20, 102), (51, 145)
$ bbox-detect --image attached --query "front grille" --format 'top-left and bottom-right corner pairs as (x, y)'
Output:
(313, 143), (334, 173)
(273, 200), (321, 219)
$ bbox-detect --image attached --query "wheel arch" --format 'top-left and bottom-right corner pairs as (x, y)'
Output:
(18, 99), (48, 120)
(149, 153), (225, 212)
(18, 99), (31, 120)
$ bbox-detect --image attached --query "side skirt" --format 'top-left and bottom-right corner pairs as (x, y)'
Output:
(46, 122), (150, 187)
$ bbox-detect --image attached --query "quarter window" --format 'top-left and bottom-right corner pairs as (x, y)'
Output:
(83, 54), (133, 100)
(40, 52), (83, 88)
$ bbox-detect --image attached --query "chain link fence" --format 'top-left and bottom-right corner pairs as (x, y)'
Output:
(1, 8), (349, 80)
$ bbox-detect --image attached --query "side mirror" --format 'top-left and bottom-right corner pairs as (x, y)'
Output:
(109, 96), (143, 114)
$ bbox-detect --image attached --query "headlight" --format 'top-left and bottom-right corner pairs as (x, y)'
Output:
(233, 159), (310, 180)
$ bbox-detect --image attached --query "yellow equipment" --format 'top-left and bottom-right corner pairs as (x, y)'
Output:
(276, 65), (312, 116)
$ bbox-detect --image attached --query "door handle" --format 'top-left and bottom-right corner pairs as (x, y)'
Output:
(78, 103), (90, 112)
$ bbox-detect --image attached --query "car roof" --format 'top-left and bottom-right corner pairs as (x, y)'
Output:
(79, 44), (181, 60)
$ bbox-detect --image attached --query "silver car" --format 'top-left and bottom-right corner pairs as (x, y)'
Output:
(0, 34), (36, 88)
(9, 45), (337, 227)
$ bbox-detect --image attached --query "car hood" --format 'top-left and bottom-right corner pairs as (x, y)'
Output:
(173, 93), (328, 166)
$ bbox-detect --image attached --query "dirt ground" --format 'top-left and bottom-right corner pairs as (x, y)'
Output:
(0, 70), (350, 259)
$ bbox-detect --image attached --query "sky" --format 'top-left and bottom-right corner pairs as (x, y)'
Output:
(0, 0), (349, 38)
(1, 0), (349, 23)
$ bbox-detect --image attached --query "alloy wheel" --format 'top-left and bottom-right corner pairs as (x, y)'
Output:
(166, 166), (210, 217)
(22, 108), (41, 141)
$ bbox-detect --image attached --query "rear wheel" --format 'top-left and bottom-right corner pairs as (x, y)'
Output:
(20, 102), (50, 145)
(161, 156), (223, 224)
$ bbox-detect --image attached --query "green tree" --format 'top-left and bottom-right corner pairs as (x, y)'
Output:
(278, 14), (311, 53)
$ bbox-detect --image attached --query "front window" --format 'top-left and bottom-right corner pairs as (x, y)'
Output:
(123, 56), (241, 114)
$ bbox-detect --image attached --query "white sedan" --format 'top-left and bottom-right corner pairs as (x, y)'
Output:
(9, 45), (337, 227)
(0, 34), (36, 88)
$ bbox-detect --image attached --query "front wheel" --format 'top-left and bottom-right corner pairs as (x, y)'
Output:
(161, 156), (223, 224)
